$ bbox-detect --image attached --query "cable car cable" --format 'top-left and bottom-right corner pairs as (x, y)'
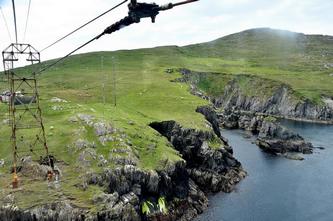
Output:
(11, 0), (18, 43)
(0, 6), (13, 41)
(23, 0), (32, 42)
(36, 0), (199, 75)
(40, 0), (128, 52)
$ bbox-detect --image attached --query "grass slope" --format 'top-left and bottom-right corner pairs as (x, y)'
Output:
(0, 28), (332, 210)
(183, 28), (333, 103)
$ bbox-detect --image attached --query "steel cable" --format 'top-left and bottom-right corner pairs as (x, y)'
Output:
(23, 0), (32, 42)
(40, 0), (128, 52)
(11, 0), (18, 43)
(0, 6), (13, 41)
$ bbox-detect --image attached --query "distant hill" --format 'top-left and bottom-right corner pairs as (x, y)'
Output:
(182, 28), (333, 72)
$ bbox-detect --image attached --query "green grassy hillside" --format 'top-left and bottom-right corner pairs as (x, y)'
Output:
(0, 28), (332, 209)
(182, 28), (333, 102)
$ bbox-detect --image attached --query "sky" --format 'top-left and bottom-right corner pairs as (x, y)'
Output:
(0, 0), (333, 70)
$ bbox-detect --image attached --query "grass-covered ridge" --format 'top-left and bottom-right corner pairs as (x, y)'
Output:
(0, 28), (332, 209)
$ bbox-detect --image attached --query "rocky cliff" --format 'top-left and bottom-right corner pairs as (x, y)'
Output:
(0, 121), (245, 221)
(179, 68), (333, 123)
(149, 121), (245, 193)
(197, 106), (314, 158)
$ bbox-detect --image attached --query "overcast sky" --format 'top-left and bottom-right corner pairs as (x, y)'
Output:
(0, 0), (332, 70)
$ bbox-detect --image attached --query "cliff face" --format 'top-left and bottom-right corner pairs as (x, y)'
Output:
(179, 69), (333, 123)
(214, 81), (333, 122)
(150, 121), (245, 193)
(0, 121), (245, 221)
(197, 106), (313, 156)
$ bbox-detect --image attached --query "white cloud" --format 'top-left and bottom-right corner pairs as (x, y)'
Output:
(0, 0), (332, 71)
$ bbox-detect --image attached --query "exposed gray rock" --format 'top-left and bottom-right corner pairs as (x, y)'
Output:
(179, 68), (333, 123)
(85, 161), (210, 221)
(77, 114), (94, 126)
(196, 106), (229, 145)
(3, 195), (15, 205)
(50, 97), (68, 103)
(323, 97), (333, 109)
(96, 200), (141, 221)
(0, 202), (86, 221)
(199, 106), (314, 156)
(149, 121), (246, 193)
(111, 146), (132, 154)
(109, 154), (138, 166)
(1, 118), (245, 221)
(51, 105), (63, 111)
(121, 192), (139, 205)
(78, 148), (97, 167)
(216, 80), (333, 122)
(283, 153), (305, 161)
(257, 120), (313, 154)
(98, 154), (108, 167)
(94, 122), (114, 136)
(20, 156), (52, 179)
(99, 135), (114, 145)
(92, 192), (119, 208)
(75, 139), (96, 149)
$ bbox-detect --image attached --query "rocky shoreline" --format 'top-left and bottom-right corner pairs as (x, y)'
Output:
(197, 104), (316, 158)
(0, 120), (246, 221)
(178, 68), (333, 124)
(172, 68), (331, 158)
(1, 66), (329, 221)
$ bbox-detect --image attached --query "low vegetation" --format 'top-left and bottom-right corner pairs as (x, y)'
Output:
(0, 28), (332, 210)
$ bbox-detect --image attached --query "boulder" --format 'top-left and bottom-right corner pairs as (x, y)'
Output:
(257, 120), (313, 154)
(20, 157), (51, 179)
(50, 97), (68, 103)
(92, 192), (119, 208)
(75, 139), (96, 149)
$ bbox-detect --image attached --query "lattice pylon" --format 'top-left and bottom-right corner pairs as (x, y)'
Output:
(2, 43), (50, 188)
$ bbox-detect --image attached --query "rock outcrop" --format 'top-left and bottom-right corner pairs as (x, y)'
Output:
(174, 68), (319, 156)
(85, 162), (209, 221)
(179, 68), (333, 123)
(149, 121), (245, 193)
(256, 120), (313, 154)
(0, 202), (86, 221)
(214, 80), (333, 122)
(198, 106), (313, 156)
(0, 121), (245, 221)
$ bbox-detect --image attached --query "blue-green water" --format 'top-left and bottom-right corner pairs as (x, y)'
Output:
(196, 120), (333, 221)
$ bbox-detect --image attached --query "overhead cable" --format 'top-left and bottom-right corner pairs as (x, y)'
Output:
(23, 0), (32, 42)
(11, 0), (18, 43)
(0, 6), (13, 41)
(40, 0), (128, 52)
(36, 0), (199, 75)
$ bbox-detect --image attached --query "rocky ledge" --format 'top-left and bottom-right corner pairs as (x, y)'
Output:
(174, 67), (317, 158)
(197, 106), (314, 157)
(0, 121), (245, 221)
(256, 119), (313, 155)
(178, 68), (333, 123)
(149, 121), (245, 193)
